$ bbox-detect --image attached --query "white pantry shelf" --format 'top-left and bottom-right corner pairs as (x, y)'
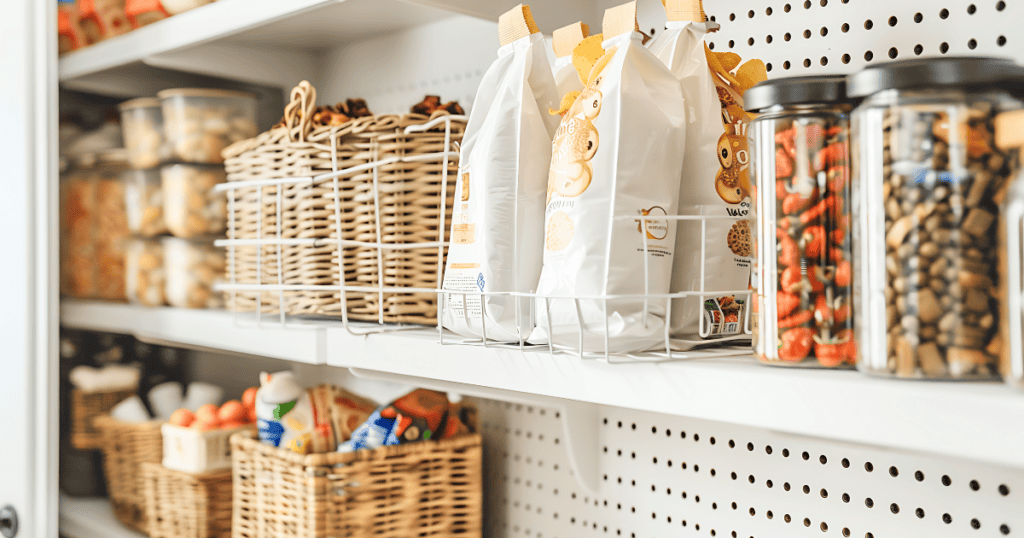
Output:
(61, 299), (1024, 473)
(59, 494), (144, 538)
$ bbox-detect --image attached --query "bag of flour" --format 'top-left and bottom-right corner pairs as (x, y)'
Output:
(552, 23), (589, 99)
(440, 4), (560, 342)
(528, 1), (687, 353)
(649, 0), (766, 343)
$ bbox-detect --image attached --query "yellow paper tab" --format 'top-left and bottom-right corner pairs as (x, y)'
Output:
(499, 4), (540, 47)
(553, 22), (589, 58)
(663, 0), (705, 22)
(603, 1), (640, 39)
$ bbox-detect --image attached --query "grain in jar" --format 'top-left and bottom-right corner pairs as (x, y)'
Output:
(747, 75), (856, 367)
(996, 109), (1024, 389)
(848, 57), (1024, 380)
(162, 164), (226, 239)
(157, 88), (257, 164)
(163, 237), (225, 309)
(119, 98), (168, 170)
(126, 238), (166, 306)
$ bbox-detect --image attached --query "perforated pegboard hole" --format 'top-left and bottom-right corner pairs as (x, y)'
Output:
(971, 479), (981, 491)
(865, 462), (875, 472)
(890, 503), (900, 514)
(972, 518), (982, 529)
(916, 508), (926, 519)
(1001, 524), (1011, 535)
(1000, 484), (1011, 496)
(942, 474), (953, 486)
(842, 493), (851, 502)
(865, 498), (875, 508)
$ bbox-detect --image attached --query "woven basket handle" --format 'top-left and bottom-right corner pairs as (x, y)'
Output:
(284, 81), (317, 142)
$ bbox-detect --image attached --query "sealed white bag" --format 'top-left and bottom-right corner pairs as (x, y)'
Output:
(649, 0), (763, 343)
(528, 1), (687, 353)
(551, 22), (589, 98)
(440, 4), (561, 342)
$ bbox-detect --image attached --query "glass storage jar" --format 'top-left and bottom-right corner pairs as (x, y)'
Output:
(747, 75), (856, 367)
(119, 97), (168, 170)
(997, 109), (1024, 389)
(124, 168), (166, 237)
(849, 57), (1024, 380)
(157, 88), (257, 164)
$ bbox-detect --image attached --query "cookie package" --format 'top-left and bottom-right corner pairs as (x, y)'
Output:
(528, 1), (687, 353)
(649, 0), (766, 344)
(440, 4), (561, 342)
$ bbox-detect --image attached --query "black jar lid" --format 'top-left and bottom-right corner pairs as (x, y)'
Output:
(744, 75), (849, 112)
(847, 57), (1024, 98)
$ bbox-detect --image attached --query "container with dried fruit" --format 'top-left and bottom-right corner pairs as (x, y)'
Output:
(60, 167), (98, 298)
(126, 238), (166, 306)
(157, 88), (257, 164)
(125, 168), (166, 237)
(162, 164), (227, 239)
(119, 98), (168, 170)
(163, 237), (225, 309)
(747, 75), (856, 367)
(849, 57), (1024, 380)
(996, 109), (1024, 389)
(93, 154), (130, 301)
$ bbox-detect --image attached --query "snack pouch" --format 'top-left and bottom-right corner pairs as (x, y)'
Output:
(528, 1), (687, 353)
(648, 0), (766, 343)
(551, 23), (589, 100)
(440, 5), (560, 342)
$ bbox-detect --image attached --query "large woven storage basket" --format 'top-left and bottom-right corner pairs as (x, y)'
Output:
(94, 415), (163, 534)
(142, 463), (233, 538)
(70, 387), (136, 450)
(222, 82), (464, 324)
(231, 431), (483, 538)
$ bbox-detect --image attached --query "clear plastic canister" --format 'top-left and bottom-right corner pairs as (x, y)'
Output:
(124, 168), (166, 237)
(157, 88), (257, 164)
(747, 75), (856, 367)
(119, 97), (168, 170)
(162, 163), (227, 239)
(163, 237), (225, 309)
(849, 57), (1024, 380)
(126, 238), (166, 306)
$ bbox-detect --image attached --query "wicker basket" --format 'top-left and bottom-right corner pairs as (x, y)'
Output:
(222, 82), (464, 324)
(70, 387), (136, 450)
(94, 415), (163, 534)
(142, 463), (233, 538)
(231, 431), (483, 538)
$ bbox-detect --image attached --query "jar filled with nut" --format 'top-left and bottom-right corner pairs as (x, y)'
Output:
(157, 88), (257, 164)
(848, 57), (1024, 380)
(747, 75), (857, 367)
(119, 97), (168, 170)
(996, 109), (1024, 389)
(124, 168), (166, 237)
(162, 163), (227, 239)
(126, 238), (166, 306)
(163, 237), (225, 309)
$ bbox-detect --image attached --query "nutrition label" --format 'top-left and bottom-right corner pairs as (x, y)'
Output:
(443, 270), (484, 318)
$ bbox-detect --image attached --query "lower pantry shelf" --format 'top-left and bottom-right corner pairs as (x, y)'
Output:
(59, 494), (145, 538)
(59, 299), (1024, 475)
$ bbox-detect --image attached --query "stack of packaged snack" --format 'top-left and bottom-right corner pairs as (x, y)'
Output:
(57, 0), (218, 54)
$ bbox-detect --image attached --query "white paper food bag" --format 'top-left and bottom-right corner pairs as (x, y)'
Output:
(440, 5), (560, 342)
(528, 1), (687, 353)
(649, 0), (756, 343)
(552, 22), (589, 98)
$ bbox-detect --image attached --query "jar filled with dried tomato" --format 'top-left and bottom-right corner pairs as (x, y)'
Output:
(747, 75), (856, 367)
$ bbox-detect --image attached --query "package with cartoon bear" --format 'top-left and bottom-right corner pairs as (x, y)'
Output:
(649, 0), (767, 344)
(528, 1), (687, 353)
(440, 4), (561, 343)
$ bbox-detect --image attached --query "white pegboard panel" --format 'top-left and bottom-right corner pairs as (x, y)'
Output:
(698, 0), (1021, 77)
(479, 399), (1024, 538)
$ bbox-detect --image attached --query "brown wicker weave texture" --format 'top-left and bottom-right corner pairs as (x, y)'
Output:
(222, 82), (464, 325)
(95, 415), (163, 534)
(231, 432), (483, 538)
(143, 463), (234, 538)
(70, 387), (137, 450)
